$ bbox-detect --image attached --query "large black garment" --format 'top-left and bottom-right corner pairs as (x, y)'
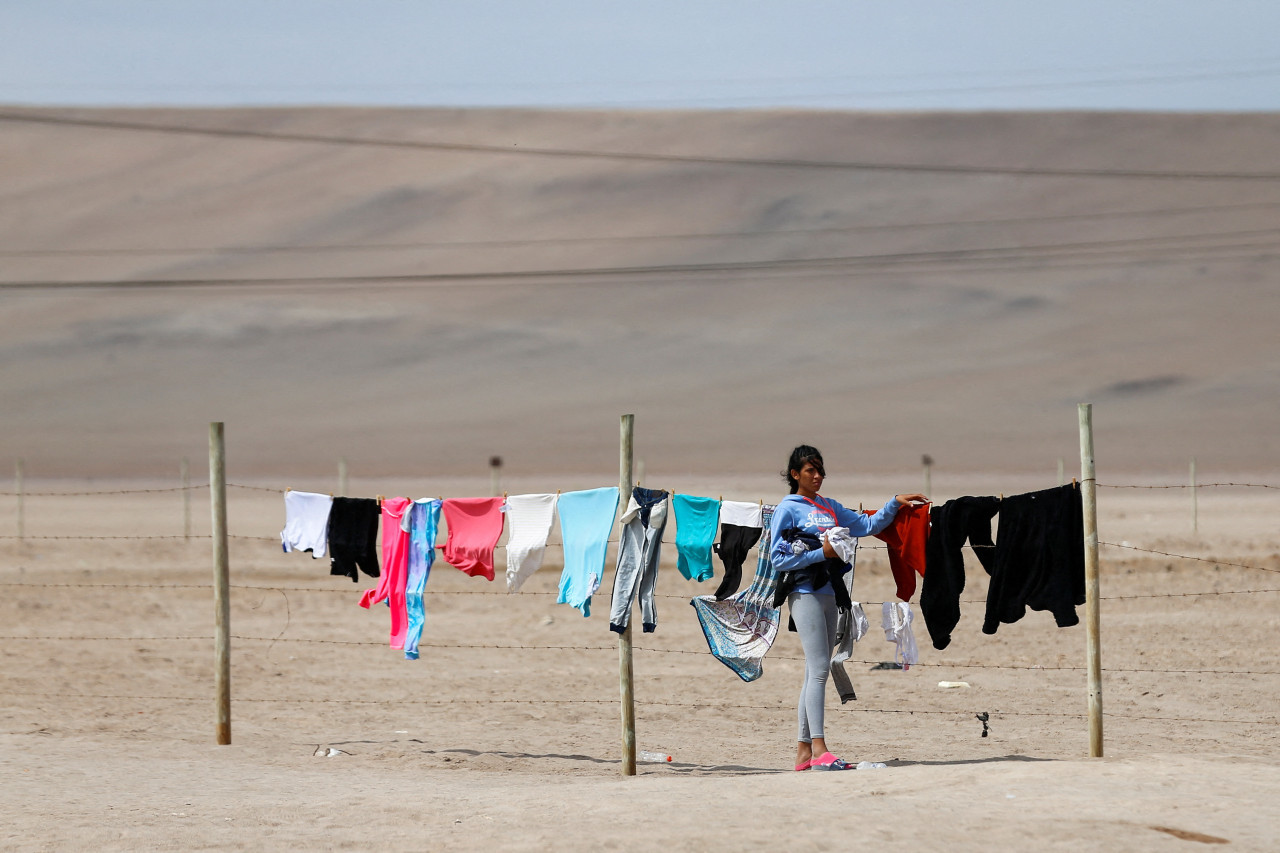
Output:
(984, 484), (1085, 634)
(712, 523), (764, 600)
(920, 496), (1000, 650)
(328, 497), (381, 582)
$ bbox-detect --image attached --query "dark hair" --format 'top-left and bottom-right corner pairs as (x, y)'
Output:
(781, 445), (825, 494)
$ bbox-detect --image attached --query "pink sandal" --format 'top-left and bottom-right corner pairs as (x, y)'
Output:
(794, 758), (814, 771)
(810, 752), (854, 771)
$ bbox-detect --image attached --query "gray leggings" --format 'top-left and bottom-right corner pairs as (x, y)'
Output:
(788, 591), (839, 742)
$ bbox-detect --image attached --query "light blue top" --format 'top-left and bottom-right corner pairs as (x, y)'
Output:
(556, 487), (620, 617)
(769, 494), (900, 594)
(673, 494), (721, 582)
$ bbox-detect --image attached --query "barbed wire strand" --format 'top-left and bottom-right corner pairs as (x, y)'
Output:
(1100, 541), (1280, 574)
(0, 479), (1265, 499)
(0, 485), (206, 497)
(1098, 481), (1279, 490)
(1, 690), (1272, 726)
(3, 576), (1279, 602)
(2, 633), (1276, 677)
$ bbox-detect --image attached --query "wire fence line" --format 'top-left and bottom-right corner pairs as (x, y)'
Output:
(2, 689), (1273, 727)
(1, 632), (1275, 677)
(1098, 481), (1279, 490)
(5, 476), (1279, 745)
(1100, 541), (1280, 575)
(2, 478), (1274, 498)
(0, 485), (205, 497)
(3, 577), (1280, 604)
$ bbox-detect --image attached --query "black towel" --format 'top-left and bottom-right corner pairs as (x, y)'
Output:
(984, 484), (1085, 634)
(712, 523), (764, 600)
(920, 496), (1000, 650)
(328, 497), (381, 582)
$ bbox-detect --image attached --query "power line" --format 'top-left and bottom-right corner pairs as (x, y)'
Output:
(568, 63), (1280, 109)
(4, 200), (1280, 258)
(5, 228), (1280, 291)
(5, 110), (1280, 181)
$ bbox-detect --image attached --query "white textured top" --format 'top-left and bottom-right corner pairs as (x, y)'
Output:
(280, 490), (333, 558)
(504, 493), (559, 593)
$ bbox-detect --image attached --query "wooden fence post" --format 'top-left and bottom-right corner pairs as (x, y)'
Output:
(618, 414), (636, 776)
(15, 458), (23, 541)
(1078, 404), (1103, 757)
(209, 423), (231, 745)
(181, 457), (191, 540)
(1190, 457), (1198, 534)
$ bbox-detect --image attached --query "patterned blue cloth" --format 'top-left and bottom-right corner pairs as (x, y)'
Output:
(403, 499), (441, 661)
(691, 505), (780, 682)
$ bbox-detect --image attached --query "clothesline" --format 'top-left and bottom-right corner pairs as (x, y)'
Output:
(279, 483), (1090, 682)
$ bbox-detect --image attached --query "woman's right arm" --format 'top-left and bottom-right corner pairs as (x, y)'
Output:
(769, 503), (828, 572)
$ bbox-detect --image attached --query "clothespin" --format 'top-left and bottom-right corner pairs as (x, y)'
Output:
(286, 487), (292, 492)
(1072, 477), (1078, 488)
(999, 493), (1003, 501)
(859, 502), (864, 512)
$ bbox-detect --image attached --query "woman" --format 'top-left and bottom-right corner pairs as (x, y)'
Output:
(770, 444), (926, 771)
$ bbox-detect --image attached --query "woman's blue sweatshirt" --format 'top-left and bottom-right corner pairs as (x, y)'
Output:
(769, 493), (901, 594)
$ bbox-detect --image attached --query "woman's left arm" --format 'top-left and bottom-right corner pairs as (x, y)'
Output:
(835, 494), (928, 537)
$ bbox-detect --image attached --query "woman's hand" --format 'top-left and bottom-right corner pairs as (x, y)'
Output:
(895, 493), (929, 506)
(822, 538), (838, 558)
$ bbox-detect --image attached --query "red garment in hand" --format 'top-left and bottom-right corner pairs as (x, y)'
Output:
(440, 497), (505, 581)
(358, 497), (412, 648)
(866, 503), (931, 601)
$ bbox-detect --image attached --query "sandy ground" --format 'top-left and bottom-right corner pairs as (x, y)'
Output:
(2, 481), (1278, 850)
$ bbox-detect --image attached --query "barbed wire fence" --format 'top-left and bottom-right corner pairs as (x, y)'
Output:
(3, 431), (1279, 765)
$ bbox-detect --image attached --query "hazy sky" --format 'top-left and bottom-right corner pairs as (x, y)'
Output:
(3, 0), (1279, 110)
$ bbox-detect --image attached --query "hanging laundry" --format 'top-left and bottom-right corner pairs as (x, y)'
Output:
(882, 601), (919, 667)
(673, 494), (721, 582)
(556, 487), (619, 617)
(691, 505), (781, 682)
(711, 500), (764, 600)
(866, 502), (931, 602)
(504, 493), (558, 593)
(919, 496), (1000, 650)
(609, 487), (669, 634)
(280, 490), (332, 558)
(440, 497), (505, 582)
(327, 497), (382, 582)
(401, 498), (440, 660)
(359, 497), (412, 649)
(830, 600), (870, 703)
(985, 484), (1085, 634)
